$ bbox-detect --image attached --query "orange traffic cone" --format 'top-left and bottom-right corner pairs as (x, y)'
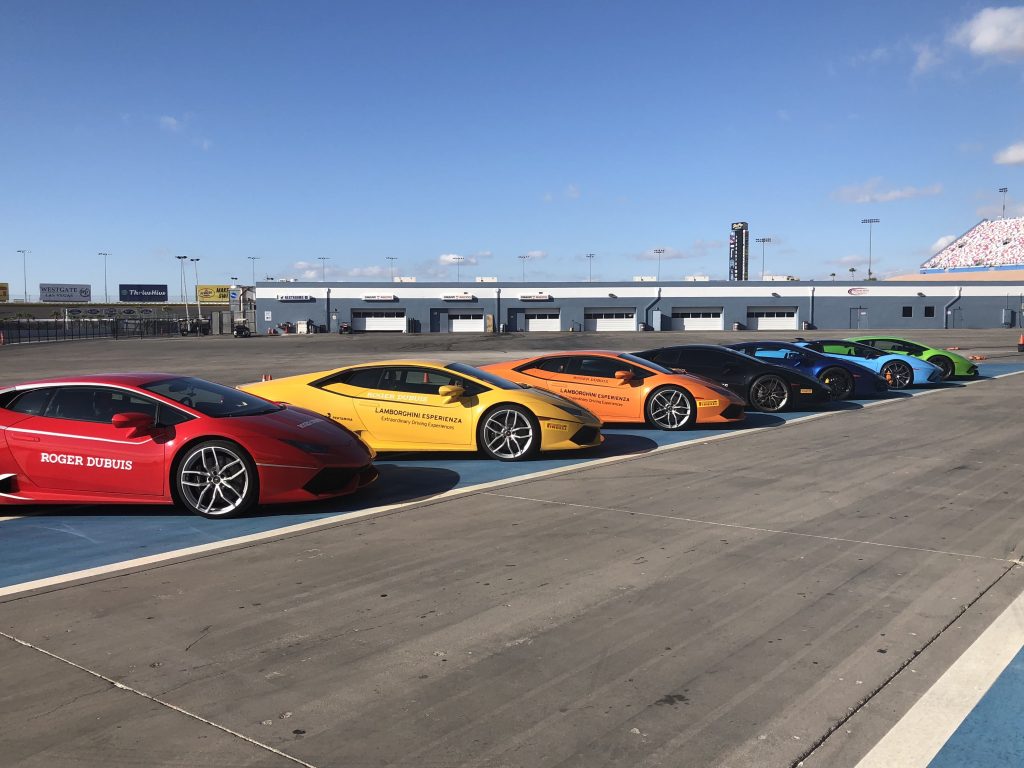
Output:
(262, 373), (273, 381)
(1018, 334), (1024, 353)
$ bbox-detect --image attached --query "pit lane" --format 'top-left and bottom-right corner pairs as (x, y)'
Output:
(2, 333), (1024, 767)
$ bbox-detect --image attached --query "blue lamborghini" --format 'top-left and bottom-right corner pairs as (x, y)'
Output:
(794, 339), (943, 389)
(726, 340), (889, 400)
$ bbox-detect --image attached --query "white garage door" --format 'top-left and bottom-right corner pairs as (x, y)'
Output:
(525, 310), (560, 332)
(670, 307), (724, 331)
(351, 309), (406, 332)
(584, 307), (637, 332)
(746, 307), (798, 331)
(449, 312), (485, 333)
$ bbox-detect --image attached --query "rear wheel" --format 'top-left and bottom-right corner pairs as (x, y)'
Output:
(174, 440), (258, 518)
(644, 386), (697, 430)
(930, 355), (954, 380)
(478, 405), (540, 461)
(819, 367), (853, 401)
(881, 359), (914, 389)
(748, 375), (790, 412)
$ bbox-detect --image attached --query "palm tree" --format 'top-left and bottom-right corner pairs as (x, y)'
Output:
(848, 267), (857, 279)
(830, 272), (836, 283)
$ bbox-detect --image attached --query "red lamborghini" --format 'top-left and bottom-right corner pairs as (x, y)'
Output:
(0, 374), (378, 518)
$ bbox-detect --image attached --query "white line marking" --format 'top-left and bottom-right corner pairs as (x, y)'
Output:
(1, 369), (1021, 597)
(854, 583), (1024, 768)
(481, 493), (1018, 564)
(0, 630), (319, 768)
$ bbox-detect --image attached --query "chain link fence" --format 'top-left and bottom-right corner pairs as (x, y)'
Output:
(0, 317), (202, 345)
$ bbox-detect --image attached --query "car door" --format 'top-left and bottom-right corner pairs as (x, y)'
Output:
(540, 355), (641, 421)
(677, 349), (748, 391)
(5, 385), (166, 496)
(328, 366), (475, 447)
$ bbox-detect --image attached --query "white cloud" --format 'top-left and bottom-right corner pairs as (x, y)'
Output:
(522, 250), (547, 260)
(194, 137), (213, 151)
(636, 247), (688, 261)
(292, 260), (387, 280)
(829, 255), (868, 267)
(994, 142), (1024, 164)
(912, 43), (941, 75)
(438, 253), (479, 266)
(929, 235), (957, 253)
(833, 177), (943, 203)
(159, 115), (182, 132)
(565, 183), (581, 199)
(953, 6), (1024, 58)
(850, 47), (890, 66)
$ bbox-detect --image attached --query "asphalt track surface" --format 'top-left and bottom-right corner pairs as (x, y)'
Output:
(2, 331), (1024, 767)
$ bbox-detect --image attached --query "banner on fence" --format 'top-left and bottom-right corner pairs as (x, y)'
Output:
(119, 284), (168, 303)
(196, 284), (231, 302)
(0, 283), (8, 302)
(40, 283), (91, 302)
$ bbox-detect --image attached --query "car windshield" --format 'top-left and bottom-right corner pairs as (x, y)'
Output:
(445, 362), (520, 390)
(616, 352), (672, 374)
(143, 376), (282, 417)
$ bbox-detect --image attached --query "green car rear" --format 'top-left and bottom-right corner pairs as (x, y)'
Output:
(845, 336), (979, 380)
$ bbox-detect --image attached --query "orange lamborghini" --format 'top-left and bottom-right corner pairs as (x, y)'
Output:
(481, 351), (746, 430)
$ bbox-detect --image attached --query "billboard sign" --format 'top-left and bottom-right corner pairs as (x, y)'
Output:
(119, 284), (168, 303)
(197, 284), (231, 302)
(40, 283), (91, 302)
(0, 283), (8, 302)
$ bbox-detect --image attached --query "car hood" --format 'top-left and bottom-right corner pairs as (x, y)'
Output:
(226, 405), (370, 451)
(518, 387), (602, 423)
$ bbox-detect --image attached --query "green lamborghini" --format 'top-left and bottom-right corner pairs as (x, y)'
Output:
(845, 336), (979, 380)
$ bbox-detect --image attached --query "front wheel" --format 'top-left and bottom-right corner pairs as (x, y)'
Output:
(749, 374), (790, 411)
(174, 440), (258, 518)
(819, 367), (853, 401)
(930, 355), (954, 380)
(881, 359), (914, 389)
(644, 386), (697, 430)
(478, 405), (540, 461)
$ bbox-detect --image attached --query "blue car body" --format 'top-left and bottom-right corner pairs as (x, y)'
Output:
(794, 339), (942, 387)
(726, 340), (889, 399)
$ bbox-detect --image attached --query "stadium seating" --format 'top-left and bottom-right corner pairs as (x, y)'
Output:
(922, 218), (1024, 270)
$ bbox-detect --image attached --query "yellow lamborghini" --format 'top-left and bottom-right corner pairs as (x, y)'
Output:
(238, 360), (603, 461)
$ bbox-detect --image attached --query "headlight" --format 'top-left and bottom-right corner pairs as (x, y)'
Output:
(553, 402), (587, 419)
(280, 439), (332, 454)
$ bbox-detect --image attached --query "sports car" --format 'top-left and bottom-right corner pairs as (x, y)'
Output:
(634, 344), (832, 412)
(726, 341), (889, 400)
(846, 336), (980, 380)
(480, 351), (746, 430)
(238, 360), (602, 461)
(795, 339), (942, 389)
(0, 374), (378, 518)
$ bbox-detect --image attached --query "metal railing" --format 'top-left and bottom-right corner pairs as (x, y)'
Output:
(0, 318), (196, 345)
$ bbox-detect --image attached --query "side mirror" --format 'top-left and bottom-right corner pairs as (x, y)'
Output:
(438, 385), (465, 401)
(614, 370), (634, 382)
(112, 412), (154, 431)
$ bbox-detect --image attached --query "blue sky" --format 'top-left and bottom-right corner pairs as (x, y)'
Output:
(3, 1), (1024, 297)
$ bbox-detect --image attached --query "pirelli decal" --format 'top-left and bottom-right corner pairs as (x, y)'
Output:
(696, 399), (720, 408)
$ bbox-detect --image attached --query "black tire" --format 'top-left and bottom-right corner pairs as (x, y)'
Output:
(748, 374), (790, 412)
(818, 367), (854, 401)
(930, 355), (954, 380)
(173, 439), (259, 518)
(881, 359), (914, 389)
(477, 404), (540, 461)
(644, 386), (697, 430)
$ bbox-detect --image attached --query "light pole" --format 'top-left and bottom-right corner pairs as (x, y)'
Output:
(176, 256), (191, 323)
(318, 256), (329, 282)
(586, 252), (595, 282)
(190, 257), (202, 325)
(16, 250), (30, 302)
(653, 248), (665, 281)
(98, 252), (111, 303)
(518, 254), (529, 281)
(755, 237), (772, 279)
(385, 256), (397, 282)
(451, 255), (465, 282)
(830, 272), (836, 283)
(1000, 187), (1009, 218)
(848, 266), (857, 280)
(861, 218), (879, 280)
(247, 256), (260, 287)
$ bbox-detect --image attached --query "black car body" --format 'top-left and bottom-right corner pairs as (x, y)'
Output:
(634, 344), (832, 412)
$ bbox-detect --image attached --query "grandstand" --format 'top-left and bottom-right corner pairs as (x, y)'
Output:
(921, 217), (1024, 273)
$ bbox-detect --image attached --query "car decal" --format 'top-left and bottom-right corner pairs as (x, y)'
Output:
(1, 426), (139, 446)
(696, 399), (720, 408)
(39, 453), (134, 470)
